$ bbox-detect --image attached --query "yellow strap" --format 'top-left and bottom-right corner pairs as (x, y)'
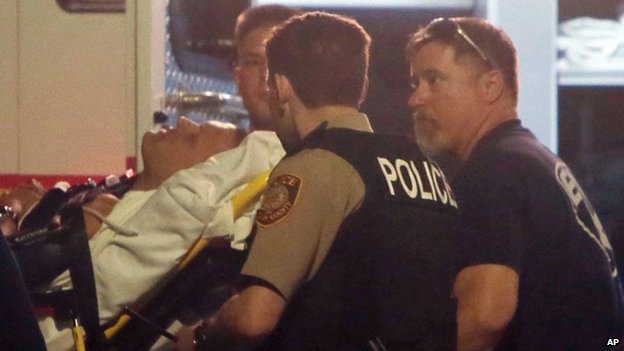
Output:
(178, 238), (209, 269)
(72, 325), (87, 351)
(231, 169), (272, 220)
(104, 313), (131, 339)
(178, 169), (271, 268)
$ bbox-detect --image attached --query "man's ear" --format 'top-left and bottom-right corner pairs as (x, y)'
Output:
(358, 76), (369, 107)
(274, 74), (294, 104)
(480, 69), (504, 104)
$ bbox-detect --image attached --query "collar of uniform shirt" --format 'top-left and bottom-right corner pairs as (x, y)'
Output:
(284, 113), (374, 157)
(322, 112), (373, 133)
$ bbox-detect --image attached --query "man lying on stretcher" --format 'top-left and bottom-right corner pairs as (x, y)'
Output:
(3, 117), (284, 349)
(0, 6), (300, 348)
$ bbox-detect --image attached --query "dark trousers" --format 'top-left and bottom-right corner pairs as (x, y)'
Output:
(0, 235), (47, 350)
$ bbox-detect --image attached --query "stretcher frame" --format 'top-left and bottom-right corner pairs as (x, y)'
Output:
(31, 169), (271, 350)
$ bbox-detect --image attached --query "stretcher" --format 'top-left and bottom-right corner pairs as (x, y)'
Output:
(13, 170), (270, 350)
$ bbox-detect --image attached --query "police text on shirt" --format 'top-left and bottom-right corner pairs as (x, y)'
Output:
(378, 157), (457, 208)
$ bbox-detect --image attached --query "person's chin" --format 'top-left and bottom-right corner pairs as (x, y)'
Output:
(414, 131), (446, 157)
(250, 115), (273, 130)
(247, 108), (271, 127)
(141, 133), (154, 150)
(417, 141), (441, 158)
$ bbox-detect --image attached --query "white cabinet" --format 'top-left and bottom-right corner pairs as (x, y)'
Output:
(0, 1), (135, 178)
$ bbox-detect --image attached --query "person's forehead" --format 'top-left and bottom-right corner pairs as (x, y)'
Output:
(410, 41), (459, 71)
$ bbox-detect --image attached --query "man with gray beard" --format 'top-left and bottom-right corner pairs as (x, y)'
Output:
(407, 17), (624, 351)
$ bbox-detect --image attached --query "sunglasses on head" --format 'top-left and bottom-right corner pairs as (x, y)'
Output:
(429, 17), (491, 65)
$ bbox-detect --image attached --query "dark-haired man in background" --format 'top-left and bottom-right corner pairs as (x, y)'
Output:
(234, 4), (302, 132)
(177, 11), (458, 351)
(406, 17), (624, 351)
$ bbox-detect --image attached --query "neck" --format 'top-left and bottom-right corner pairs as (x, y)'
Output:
(131, 171), (163, 191)
(294, 104), (360, 139)
(250, 119), (272, 132)
(456, 104), (518, 162)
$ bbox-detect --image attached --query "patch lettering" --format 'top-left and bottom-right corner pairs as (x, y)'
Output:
(256, 174), (302, 227)
(555, 161), (619, 278)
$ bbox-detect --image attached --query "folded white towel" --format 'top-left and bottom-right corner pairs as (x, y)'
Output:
(558, 15), (624, 68)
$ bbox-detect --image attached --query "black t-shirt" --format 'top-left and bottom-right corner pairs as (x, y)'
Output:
(454, 119), (624, 351)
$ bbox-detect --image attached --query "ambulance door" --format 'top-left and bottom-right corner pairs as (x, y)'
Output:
(0, 0), (134, 183)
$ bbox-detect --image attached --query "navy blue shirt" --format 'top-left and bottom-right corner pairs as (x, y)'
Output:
(454, 119), (624, 351)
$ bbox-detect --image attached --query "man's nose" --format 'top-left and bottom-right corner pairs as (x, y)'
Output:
(259, 64), (268, 77)
(408, 87), (426, 109)
(258, 69), (269, 95)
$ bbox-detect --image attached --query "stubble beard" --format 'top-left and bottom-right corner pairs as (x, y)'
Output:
(412, 111), (452, 158)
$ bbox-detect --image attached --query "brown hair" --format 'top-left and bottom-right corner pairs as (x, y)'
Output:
(407, 17), (518, 103)
(234, 5), (301, 44)
(266, 11), (371, 109)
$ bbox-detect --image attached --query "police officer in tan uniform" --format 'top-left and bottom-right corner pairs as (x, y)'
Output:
(177, 12), (458, 351)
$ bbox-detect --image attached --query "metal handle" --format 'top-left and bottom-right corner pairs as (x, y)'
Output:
(165, 90), (242, 110)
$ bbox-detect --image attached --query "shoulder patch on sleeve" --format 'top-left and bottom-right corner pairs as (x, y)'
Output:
(256, 174), (302, 227)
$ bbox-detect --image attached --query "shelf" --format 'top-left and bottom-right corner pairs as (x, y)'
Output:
(558, 65), (624, 87)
